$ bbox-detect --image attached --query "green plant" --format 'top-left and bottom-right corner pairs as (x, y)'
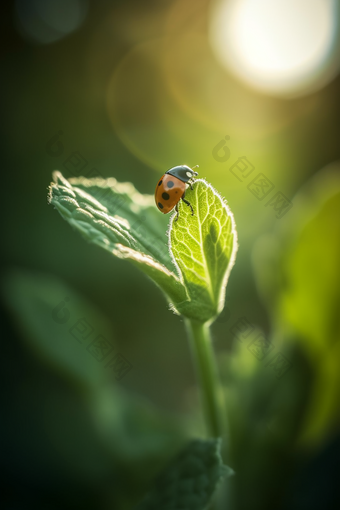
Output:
(47, 171), (238, 509)
(3, 167), (339, 509)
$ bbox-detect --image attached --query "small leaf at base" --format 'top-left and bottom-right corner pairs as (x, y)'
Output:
(136, 438), (233, 510)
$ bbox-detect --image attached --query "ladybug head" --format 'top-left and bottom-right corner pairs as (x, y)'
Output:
(166, 165), (199, 183)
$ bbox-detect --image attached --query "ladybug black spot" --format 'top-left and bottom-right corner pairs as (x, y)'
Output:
(162, 192), (170, 200)
(167, 180), (174, 188)
(158, 180), (163, 186)
(158, 202), (164, 209)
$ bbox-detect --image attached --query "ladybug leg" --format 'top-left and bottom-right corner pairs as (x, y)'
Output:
(175, 203), (179, 222)
(181, 196), (194, 216)
(188, 178), (195, 190)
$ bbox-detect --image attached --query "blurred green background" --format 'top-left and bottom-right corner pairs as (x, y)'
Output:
(1, 1), (340, 509)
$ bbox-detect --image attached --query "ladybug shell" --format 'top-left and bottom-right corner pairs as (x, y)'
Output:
(155, 173), (186, 213)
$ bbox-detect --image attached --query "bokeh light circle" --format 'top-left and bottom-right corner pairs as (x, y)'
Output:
(15, 0), (89, 45)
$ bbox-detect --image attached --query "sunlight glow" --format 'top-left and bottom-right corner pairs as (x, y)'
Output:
(209, 0), (339, 97)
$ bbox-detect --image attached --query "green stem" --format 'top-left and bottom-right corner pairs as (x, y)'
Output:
(185, 319), (225, 438)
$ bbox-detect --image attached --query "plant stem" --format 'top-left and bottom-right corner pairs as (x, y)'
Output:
(185, 319), (225, 438)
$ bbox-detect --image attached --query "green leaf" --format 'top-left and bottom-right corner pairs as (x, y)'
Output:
(48, 173), (237, 323)
(252, 166), (340, 447)
(169, 180), (238, 323)
(48, 171), (187, 305)
(1, 267), (114, 390)
(136, 438), (233, 510)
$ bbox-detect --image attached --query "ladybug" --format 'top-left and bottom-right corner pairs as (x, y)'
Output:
(155, 165), (199, 221)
